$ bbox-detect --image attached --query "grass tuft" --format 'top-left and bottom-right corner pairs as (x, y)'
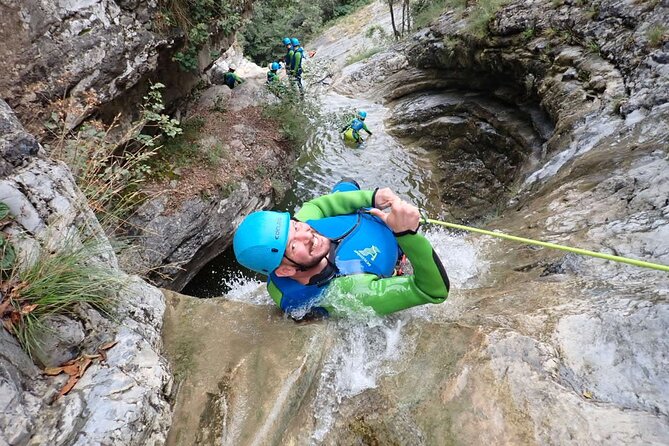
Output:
(345, 47), (382, 65)
(1, 239), (122, 359)
(646, 24), (667, 48)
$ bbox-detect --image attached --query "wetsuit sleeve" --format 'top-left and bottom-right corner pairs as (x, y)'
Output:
(267, 280), (283, 307)
(341, 118), (353, 132)
(294, 190), (374, 221)
(292, 51), (302, 74)
(322, 232), (449, 316)
(362, 122), (372, 135)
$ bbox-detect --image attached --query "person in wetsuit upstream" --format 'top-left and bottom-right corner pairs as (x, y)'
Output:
(233, 179), (450, 320)
(341, 110), (372, 144)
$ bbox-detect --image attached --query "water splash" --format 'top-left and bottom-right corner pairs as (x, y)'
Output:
(311, 315), (412, 443)
(424, 226), (487, 289)
(224, 273), (273, 305)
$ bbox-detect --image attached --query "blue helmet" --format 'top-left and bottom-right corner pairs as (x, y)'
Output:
(271, 62), (280, 71)
(357, 110), (367, 120)
(233, 211), (290, 275)
(283, 37), (291, 45)
(291, 37), (300, 46)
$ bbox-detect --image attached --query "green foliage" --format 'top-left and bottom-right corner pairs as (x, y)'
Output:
(586, 39), (600, 54)
(239, 0), (372, 64)
(206, 142), (227, 166)
(1, 239), (122, 359)
(412, 0), (466, 29)
(365, 25), (389, 40)
(144, 117), (205, 179)
(160, 0), (244, 72)
(646, 24), (667, 48)
(47, 84), (181, 233)
(466, 0), (510, 37)
(173, 23), (211, 72)
(0, 202), (16, 272)
(262, 92), (313, 148)
(142, 83), (183, 139)
(0, 235), (16, 272)
(522, 27), (536, 41)
(411, 0), (508, 36)
(345, 47), (382, 65)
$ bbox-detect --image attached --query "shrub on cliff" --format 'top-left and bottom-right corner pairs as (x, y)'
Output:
(240, 0), (372, 65)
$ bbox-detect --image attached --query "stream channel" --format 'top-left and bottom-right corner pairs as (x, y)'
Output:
(179, 30), (550, 446)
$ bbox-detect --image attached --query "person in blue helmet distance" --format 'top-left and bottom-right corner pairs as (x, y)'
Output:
(289, 37), (306, 97)
(267, 61), (281, 84)
(341, 110), (373, 144)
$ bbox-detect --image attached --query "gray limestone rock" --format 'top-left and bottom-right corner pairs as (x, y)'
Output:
(0, 100), (171, 446)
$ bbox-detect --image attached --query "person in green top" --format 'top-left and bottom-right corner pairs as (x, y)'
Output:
(289, 37), (305, 97)
(233, 179), (450, 319)
(267, 61), (281, 84)
(223, 66), (244, 89)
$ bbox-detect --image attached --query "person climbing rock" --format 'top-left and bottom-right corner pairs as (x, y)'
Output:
(267, 61), (281, 84)
(223, 65), (244, 89)
(341, 110), (372, 144)
(282, 37), (294, 76)
(289, 37), (305, 96)
(233, 179), (450, 320)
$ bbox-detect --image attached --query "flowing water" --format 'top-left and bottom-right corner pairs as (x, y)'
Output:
(184, 89), (451, 297)
(183, 75), (490, 442)
(169, 2), (669, 444)
(179, 4), (501, 440)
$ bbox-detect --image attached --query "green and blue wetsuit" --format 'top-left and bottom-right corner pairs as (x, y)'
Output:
(267, 70), (279, 84)
(290, 46), (305, 95)
(267, 189), (450, 318)
(224, 72), (244, 89)
(284, 48), (294, 72)
(342, 118), (372, 143)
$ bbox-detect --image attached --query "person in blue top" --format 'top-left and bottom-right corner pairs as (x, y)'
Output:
(283, 37), (294, 75)
(233, 179), (450, 320)
(341, 110), (372, 144)
(289, 37), (305, 97)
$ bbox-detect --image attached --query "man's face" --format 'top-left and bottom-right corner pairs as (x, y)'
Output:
(284, 220), (330, 268)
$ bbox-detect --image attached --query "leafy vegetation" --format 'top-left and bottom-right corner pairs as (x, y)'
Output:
(0, 203), (16, 272)
(646, 24), (667, 48)
(239, 0), (372, 65)
(46, 84), (182, 233)
(0, 238), (121, 359)
(157, 0), (245, 71)
(411, 0), (509, 37)
(467, 0), (510, 37)
(345, 47), (382, 65)
(143, 117), (205, 180)
(262, 85), (314, 148)
(412, 0), (466, 29)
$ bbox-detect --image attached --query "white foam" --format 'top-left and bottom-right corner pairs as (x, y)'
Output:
(224, 273), (273, 305)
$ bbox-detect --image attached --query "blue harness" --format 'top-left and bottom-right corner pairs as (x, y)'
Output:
(269, 212), (400, 313)
(350, 118), (364, 132)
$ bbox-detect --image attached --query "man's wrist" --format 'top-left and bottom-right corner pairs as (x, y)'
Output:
(393, 222), (421, 237)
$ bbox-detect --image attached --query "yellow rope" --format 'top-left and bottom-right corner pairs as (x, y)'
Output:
(424, 218), (669, 273)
